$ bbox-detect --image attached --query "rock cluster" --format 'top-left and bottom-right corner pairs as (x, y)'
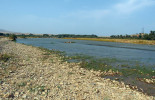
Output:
(0, 38), (154, 100)
(138, 78), (155, 84)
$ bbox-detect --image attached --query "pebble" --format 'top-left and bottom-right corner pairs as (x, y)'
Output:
(42, 92), (46, 95)
(15, 92), (19, 97)
(22, 94), (27, 98)
(34, 97), (39, 100)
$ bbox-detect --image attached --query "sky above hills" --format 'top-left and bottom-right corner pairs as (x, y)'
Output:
(0, 0), (155, 36)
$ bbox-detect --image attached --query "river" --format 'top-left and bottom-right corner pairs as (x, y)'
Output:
(17, 38), (155, 66)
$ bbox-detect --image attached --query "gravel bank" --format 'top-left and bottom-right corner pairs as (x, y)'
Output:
(0, 38), (154, 100)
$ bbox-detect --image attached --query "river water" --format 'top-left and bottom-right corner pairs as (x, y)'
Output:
(17, 38), (155, 66)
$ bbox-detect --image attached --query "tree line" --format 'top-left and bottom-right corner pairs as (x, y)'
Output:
(1, 31), (155, 40)
(0, 33), (98, 38)
(110, 31), (155, 40)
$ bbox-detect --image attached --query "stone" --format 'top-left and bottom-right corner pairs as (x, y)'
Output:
(14, 92), (20, 97)
(22, 94), (27, 98)
(42, 92), (46, 95)
(34, 97), (39, 100)
(126, 85), (130, 88)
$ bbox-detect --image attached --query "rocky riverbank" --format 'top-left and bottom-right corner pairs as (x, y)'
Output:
(0, 38), (154, 100)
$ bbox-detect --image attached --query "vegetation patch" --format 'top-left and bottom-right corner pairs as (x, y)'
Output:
(0, 53), (12, 62)
(67, 54), (155, 79)
(0, 53), (18, 81)
(28, 85), (49, 95)
(9, 34), (17, 41)
(68, 72), (74, 75)
(39, 47), (65, 56)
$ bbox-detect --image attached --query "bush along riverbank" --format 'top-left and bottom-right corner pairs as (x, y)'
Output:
(0, 38), (154, 100)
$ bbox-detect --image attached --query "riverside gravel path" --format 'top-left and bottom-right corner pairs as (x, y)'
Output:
(0, 38), (154, 100)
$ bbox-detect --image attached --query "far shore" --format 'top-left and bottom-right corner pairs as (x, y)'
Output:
(64, 38), (155, 45)
(2, 35), (155, 45)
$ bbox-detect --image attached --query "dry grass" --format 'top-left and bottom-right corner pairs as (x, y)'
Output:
(64, 38), (155, 45)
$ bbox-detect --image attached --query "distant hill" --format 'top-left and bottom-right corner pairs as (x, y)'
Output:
(0, 29), (11, 33)
(0, 29), (24, 35)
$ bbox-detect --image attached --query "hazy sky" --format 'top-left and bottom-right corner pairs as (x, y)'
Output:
(0, 0), (155, 36)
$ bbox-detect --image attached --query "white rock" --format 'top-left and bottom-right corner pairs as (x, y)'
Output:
(22, 94), (27, 98)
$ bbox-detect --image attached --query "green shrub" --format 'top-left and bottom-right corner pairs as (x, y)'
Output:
(9, 34), (17, 41)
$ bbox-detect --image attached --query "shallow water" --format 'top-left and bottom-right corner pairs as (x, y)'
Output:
(17, 38), (155, 66)
(104, 75), (155, 96)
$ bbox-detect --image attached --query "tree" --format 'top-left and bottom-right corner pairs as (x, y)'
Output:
(138, 33), (142, 39)
(43, 34), (49, 37)
(149, 31), (155, 40)
(0, 33), (4, 36)
(143, 34), (151, 40)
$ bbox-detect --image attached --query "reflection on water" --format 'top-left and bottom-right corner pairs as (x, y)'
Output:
(17, 38), (155, 65)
